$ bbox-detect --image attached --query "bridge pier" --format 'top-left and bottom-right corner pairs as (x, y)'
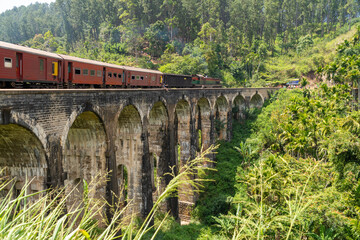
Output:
(140, 116), (154, 220)
(167, 104), (180, 219)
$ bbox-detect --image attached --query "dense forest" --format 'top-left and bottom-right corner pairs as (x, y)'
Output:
(0, 0), (359, 86)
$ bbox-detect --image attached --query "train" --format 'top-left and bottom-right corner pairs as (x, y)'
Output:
(0, 41), (221, 89)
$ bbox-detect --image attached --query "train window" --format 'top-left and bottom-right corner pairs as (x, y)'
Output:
(39, 59), (44, 71)
(75, 68), (81, 75)
(97, 70), (102, 77)
(136, 76), (140, 80)
(4, 58), (12, 68)
(90, 70), (95, 76)
(151, 76), (156, 81)
(140, 76), (144, 80)
(108, 72), (112, 77)
(132, 76), (135, 80)
(118, 74), (122, 78)
(114, 73), (117, 78)
(83, 69), (88, 75)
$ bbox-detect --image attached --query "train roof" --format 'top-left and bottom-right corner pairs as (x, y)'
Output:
(60, 55), (162, 74)
(59, 54), (110, 67)
(0, 41), (62, 59)
(163, 73), (192, 77)
(120, 65), (162, 74)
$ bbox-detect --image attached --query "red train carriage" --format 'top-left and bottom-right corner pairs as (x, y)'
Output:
(123, 66), (163, 88)
(59, 54), (106, 87)
(0, 40), (222, 89)
(103, 63), (125, 87)
(0, 41), (63, 87)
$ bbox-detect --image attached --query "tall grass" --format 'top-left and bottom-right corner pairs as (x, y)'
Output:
(0, 146), (217, 240)
(213, 152), (349, 239)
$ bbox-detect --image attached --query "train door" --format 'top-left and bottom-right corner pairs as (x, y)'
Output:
(16, 53), (23, 81)
(58, 61), (62, 83)
(39, 57), (47, 80)
(68, 62), (73, 83)
(103, 67), (106, 87)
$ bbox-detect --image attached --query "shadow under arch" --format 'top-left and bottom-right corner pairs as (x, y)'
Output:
(60, 103), (107, 149)
(0, 124), (48, 197)
(250, 92), (264, 108)
(233, 94), (246, 120)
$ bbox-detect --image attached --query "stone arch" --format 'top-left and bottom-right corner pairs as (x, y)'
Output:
(195, 98), (211, 151)
(148, 101), (169, 201)
(233, 94), (246, 120)
(250, 92), (264, 108)
(63, 111), (107, 211)
(116, 105), (143, 214)
(115, 101), (145, 126)
(0, 124), (48, 197)
(60, 104), (105, 148)
(214, 96), (229, 140)
(10, 112), (48, 153)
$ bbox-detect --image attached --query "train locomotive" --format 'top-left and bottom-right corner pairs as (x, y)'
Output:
(0, 41), (221, 89)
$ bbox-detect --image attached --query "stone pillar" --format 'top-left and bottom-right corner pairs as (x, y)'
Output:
(209, 111), (216, 162)
(245, 96), (251, 109)
(227, 104), (233, 142)
(103, 116), (119, 221)
(141, 117), (154, 220)
(167, 106), (179, 220)
(189, 104), (197, 162)
(47, 135), (64, 187)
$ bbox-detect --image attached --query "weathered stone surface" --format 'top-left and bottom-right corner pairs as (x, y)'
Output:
(0, 87), (277, 220)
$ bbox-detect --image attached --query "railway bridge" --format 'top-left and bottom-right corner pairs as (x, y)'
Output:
(0, 87), (278, 220)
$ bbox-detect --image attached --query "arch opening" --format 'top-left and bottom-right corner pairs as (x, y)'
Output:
(215, 96), (228, 140)
(250, 93), (263, 108)
(63, 111), (107, 212)
(233, 95), (246, 120)
(195, 98), (211, 151)
(0, 124), (47, 198)
(148, 101), (169, 202)
(116, 105), (142, 213)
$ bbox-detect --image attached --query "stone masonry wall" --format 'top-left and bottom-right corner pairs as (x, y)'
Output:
(0, 87), (277, 221)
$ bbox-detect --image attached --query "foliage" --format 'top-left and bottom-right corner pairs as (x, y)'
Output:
(195, 109), (262, 224)
(0, 146), (218, 240)
(189, 79), (360, 239)
(0, 1), (359, 86)
(322, 26), (360, 85)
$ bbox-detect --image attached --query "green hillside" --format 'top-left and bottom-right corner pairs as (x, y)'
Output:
(0, 0), (359, 87)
